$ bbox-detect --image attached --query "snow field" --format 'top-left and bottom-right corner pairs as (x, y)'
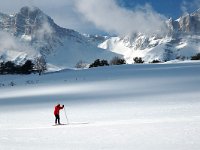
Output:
(0, 62), (200, 150)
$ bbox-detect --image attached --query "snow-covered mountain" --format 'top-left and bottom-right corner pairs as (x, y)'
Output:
(99, 9), (200, 63)
(2, 6), (200, 69)
(0, 6), (118, 69)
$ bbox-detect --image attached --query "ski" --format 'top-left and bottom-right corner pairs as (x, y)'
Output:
(52, 123), (68, 126)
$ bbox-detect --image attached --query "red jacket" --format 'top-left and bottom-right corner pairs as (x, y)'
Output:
(54, 104), (64, 115)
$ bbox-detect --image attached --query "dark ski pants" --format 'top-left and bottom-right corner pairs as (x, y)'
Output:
(55, 114), (61, 124)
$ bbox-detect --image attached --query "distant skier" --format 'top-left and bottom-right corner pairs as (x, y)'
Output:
(54, 104), (64, 125)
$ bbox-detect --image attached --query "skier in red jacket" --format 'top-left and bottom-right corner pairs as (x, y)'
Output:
(54, 104), (64, 125)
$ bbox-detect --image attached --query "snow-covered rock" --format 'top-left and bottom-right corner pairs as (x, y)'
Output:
(98, 10), (200, 63)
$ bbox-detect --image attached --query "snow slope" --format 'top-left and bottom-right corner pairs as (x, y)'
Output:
(99, 33), (200, 64)
(45, 34), (118, 68)
(0, 62), (200, 150)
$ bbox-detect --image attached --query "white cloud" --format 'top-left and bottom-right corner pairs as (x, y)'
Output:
(0, 31), (39, 61)
(74, 0), (168, 35)
(181, 0), (200, 15)
(0, 31), (27, 51)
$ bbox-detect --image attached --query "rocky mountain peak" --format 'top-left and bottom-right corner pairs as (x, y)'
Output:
(15, 6), (56, 36)
(0, 6), (70, 38)
(19, 6), (43, 16)
(175, 10), (200, 34)
(0, 6), (85, 55)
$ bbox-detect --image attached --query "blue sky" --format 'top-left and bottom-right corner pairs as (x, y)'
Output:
(117, 0), (198, 19)
(0, 0), (199, 34)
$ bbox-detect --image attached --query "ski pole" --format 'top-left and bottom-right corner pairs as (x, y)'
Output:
(64, 107), (69, 124)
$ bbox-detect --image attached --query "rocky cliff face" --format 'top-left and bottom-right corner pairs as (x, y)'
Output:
(0, 7), (90, 55)
(0, 6), (118, 68)
(0, 7), (71, 37)
(175, 9), (200, 34)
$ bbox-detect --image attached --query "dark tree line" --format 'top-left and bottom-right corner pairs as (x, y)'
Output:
(0, 60), (33, 74)
(89, 57), (126, 68)
(191, 53), (200, 60)
(110, 56), (126, 65)
(89, 59), (109, 68)
(0, 58), (47, 75)
(133, 57), (144, 64)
